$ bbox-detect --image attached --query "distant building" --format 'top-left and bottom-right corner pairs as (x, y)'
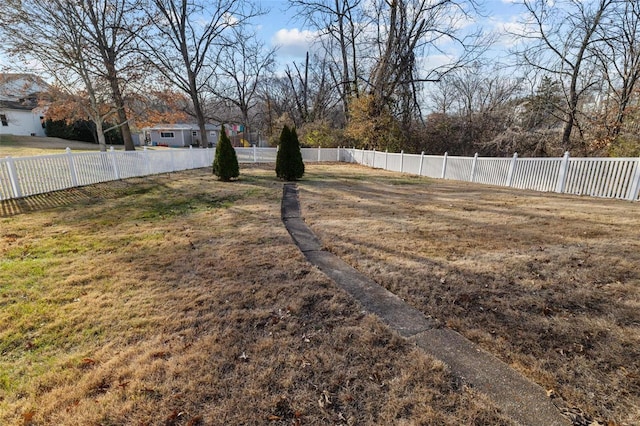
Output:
(141, 123), (249, 147)
(141, 124), (222, 147)
(0, 73), (50, 137)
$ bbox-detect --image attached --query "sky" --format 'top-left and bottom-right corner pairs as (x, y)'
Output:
(1, 0), (526, 76)
(259, 0), (527, 66)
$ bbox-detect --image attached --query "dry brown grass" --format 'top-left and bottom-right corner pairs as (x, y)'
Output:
(300, 163), (640, 426)
(0, 135), (103, 157)
(0, 134), (172, 157)
(0, 165), (510, 425)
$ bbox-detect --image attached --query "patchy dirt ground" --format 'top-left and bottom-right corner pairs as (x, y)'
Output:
(299, 163), (640, 426)
(0, 165), (511, 425)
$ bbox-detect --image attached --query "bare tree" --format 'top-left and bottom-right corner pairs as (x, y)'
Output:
(282, 52), (343, 125)
(348, 0), (486, 148)
(209, 26), (276, 145)
(514, 0), (615, 152)
(0, 0), (143, 151)
(78, 0), (145, 151)
(591, 0), (640, 141)
(288, 0), (367, 116)
(141, 0), (264, 147)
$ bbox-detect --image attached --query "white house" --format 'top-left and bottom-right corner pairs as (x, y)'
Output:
(0, 73), (49, 137)
(0, 101), (47, 137)
(141, 124), (224, 147)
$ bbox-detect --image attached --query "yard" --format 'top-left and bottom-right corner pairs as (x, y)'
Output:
(0, 163), (638, 425)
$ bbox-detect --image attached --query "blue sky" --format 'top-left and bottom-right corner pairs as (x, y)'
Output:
(1, 0), (524, 74)
(260, 0), (526, 66)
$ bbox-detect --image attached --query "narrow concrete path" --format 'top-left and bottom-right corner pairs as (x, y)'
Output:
(281, 183), (569, 426)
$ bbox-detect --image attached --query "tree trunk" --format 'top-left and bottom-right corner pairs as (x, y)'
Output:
(96, 119), (107, 152)
(336, 0), (351, 117)
(189, 73), (208, 148)
(105, 59), (135, 151)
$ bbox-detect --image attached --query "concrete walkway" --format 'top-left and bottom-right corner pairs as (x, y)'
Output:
(281, 183), (569, 426)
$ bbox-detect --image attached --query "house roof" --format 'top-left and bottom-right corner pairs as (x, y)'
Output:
(143, 123), (222, 131)
(0, 73), (50, 102)
(0, 99), (40, 111)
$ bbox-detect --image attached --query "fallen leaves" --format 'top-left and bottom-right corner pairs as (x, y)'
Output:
(80, 357), (96, 368)
(22, 411), (35, 426)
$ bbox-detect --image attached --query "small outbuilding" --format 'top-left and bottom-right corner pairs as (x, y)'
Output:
(141, 124), (222, 147)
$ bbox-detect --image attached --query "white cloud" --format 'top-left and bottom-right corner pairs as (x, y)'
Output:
(271, 28), (317, 57)
(420, 54), (457, 70)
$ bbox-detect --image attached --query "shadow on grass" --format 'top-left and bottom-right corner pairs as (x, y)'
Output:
(297, 166), (640, 424)
(0, 182), (140, 217)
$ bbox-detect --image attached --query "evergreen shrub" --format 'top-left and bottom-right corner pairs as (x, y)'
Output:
(275, 125), (305, 181)
(213, 124), (239, 181)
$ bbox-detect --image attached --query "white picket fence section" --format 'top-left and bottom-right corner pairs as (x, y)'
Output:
(1, 145), (639, 201)
(343, 148), (640, 201)
(0, 146), (342, 201)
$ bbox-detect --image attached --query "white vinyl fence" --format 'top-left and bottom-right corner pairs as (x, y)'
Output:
(344, 148), (640, 201)
(2, 145), (639, 201)
(0, 146), (341, 201)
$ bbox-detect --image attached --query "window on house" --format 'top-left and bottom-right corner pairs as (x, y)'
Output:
(192, 131), (197, 136)
(40, 116), (45, 128)
(160, 132), (174, 138)
(0, 114), (8, 126)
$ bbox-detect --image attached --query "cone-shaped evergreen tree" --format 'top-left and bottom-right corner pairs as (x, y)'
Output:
(275, 125), (305, 180)
(213, 124), (239, 181)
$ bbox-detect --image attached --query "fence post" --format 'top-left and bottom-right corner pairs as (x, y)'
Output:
(6, 156), (23, 198)
(506, 152), (518, 187)
(441, 152), (448, 179)
(337, 146), (341, 162)
(470, 153), (478, 182)
(188, 145), (194, 169)
(555, 151), (570, 193)
(418, 151), (424, 176)
(253, 144), (257, 163)
(372, 149), (376, 167)
(628, 157), (640, 201)
(361, 148), (365, 164)
(109, 146), (120, 180)
(317, 146), (321, 162)
(385, 149), (388, 170)
(400, 150), (404, 172)
(66, 147), (78, 187)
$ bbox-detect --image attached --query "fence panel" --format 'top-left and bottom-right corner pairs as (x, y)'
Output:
(444, 157), (474, 181)
(3, 147), (639, 202)
(474, 158), (511, 186)
(564, 158), (639, 199)
(402, 154), (422, 175)
(384, 153), (402, 172)
(419, 156), (445, 178)
(11, 154), (74, 197)
(73, 152), (118, 185)
(510, 158), (561, 192)
(369, 151), (384, 169)
(300, 148), (317, 162)
(0, 159), (15, 200)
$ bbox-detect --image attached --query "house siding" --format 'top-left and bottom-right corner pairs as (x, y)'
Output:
(0, 107), (46, 136)
(149, 129), (192, 147)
